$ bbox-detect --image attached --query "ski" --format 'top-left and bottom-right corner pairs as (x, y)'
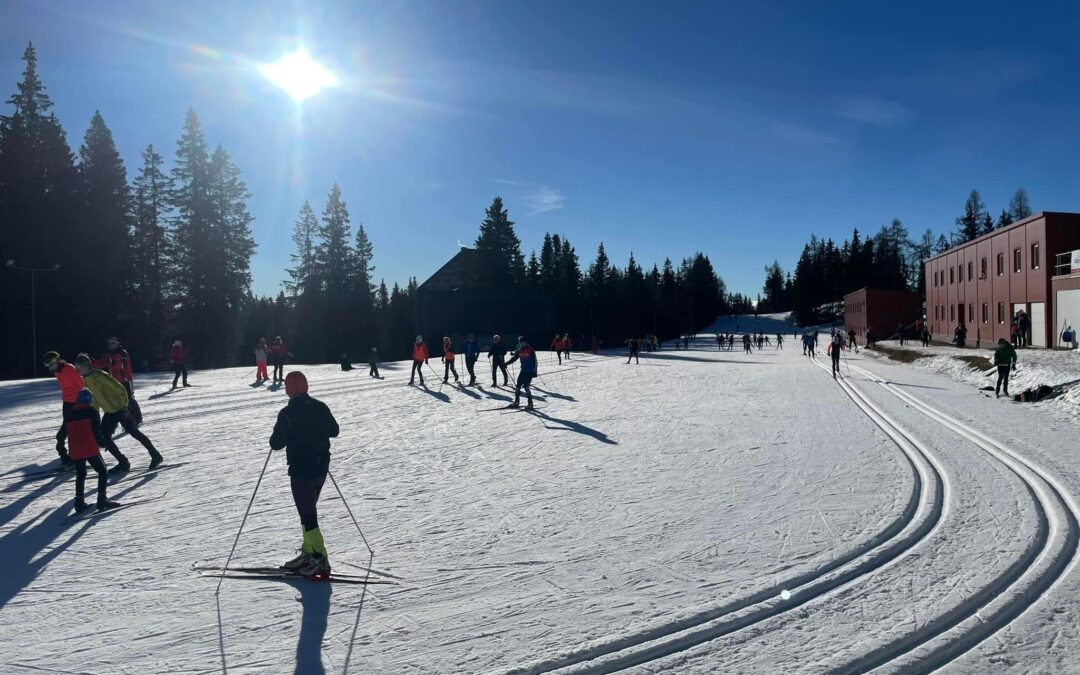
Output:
(200, 571), (394, 586)
(110, 461), (190, 483)
(60, 491), (168, 525)
(193, 564), (400, 581)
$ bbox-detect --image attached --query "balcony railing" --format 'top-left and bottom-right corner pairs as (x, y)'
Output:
(1055, 252), (1074, 277)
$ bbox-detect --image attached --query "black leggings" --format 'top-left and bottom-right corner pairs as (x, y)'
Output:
(172, 364), (188, 387)
(291, 474), (327, 531)
(102, 409), (158, 458)
(272, 359), (285, 381)
(996, 365), (1011, 395)
(411, 360), (425, 383)
(369, 363), (380, 377)
(444, 360), (458, 381)
(121, 380), (143, 423)
(491, 357), (508, 384)
(515, 372), (535, 404)
(465, 356), (477, 381)
(75, 454), (108, 504)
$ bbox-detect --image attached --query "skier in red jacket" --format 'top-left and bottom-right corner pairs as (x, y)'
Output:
(93, 337), (142, 425)
(270, 336), (291, 384)
(66, 389), (119, 512)
(44, 351), (83, 465)
(170, 340), (189, 388)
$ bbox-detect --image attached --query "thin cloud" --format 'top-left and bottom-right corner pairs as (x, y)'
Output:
(837, 96), (912, 127)
(525, 186), (565, 216)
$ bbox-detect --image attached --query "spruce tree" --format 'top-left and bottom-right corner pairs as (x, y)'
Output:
(285, 201), (319, 296)
(474, 196), (524, 287)
(207, 145), (255, 311)
(131, 144), (171, 362)
(954, 189), (985, 243)
(979, 212), (995, 237)
(168, 108), (213, 335)
(353, 223), (375, 308)
(996, 209), (1013, 230)
(317, 183), (353, 299)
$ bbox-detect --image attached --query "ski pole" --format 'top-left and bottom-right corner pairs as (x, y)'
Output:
(216, 446), (274, 594)
(327, 469), (373, 557)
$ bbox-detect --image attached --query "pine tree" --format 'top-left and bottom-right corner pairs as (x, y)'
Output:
(285, 201), (319, 296)
(207, 145), (255, 311)
(353, 223), (375, 307)
(1008, 188), (1032, 221)
(474, 196), (524, 287)
(131, 144), (171, 363)
(935, 234), (951, 253)
(526, 250), (540, 288)
(955, 189), (985, 243)
(762, 261), (786, 312)
(167, 108), (213, 328)
(996, 209), (1013, 230)
(317, 183), (353, 299)
(979, 212), (995, 236)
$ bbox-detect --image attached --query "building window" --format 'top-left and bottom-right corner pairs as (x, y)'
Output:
(980, 257), (987, 278)
(968, 304), (974, 323)
(1014, 248), (1022, 273)
(958, 265), (963, 283)
(949, 268), (954, 284)
(997, 253), (1004, 276)
(1032, 242), (1040, 269)
(968, 262), (973, 281)
(997, 302), (1005, 324)
(950, 305), (955, 322)
(982, 303), (988, 323)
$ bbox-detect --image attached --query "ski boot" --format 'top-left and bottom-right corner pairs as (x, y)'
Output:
(298, 553), (331, 579)
(96, 499), (122, 512)
(148, 452), (164, 470)
(108, 461), (131, 475)
(282, 550), (312, 572)
(524, 402), (534, 410)
(74, 498), (92, 513)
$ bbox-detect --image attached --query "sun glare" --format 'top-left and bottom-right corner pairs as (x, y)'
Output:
(259, 49), (337, 102)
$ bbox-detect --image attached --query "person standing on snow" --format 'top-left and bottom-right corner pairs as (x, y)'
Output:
(742, 333), (753, 354)
(271, 371), (340, 578)
(847, 329), (858, 352)
(462, 334), (480, 386)
(65, 389), (119, 513)
(270, 336), (291, 384)
(170, 340), (190, 388)
(505, 336), (538, 409)
(626, 337), (640, 364)
(368, 347), (381, 378)
(74, 353), (163, 472)
(828, 333), (845, 379)
(562, 334), (573, 360)
(993, 338), (1018, 398)
(551, 334), (564, 365)
(410, 336), (429, 386)
(776, 333), (784, 349)
(442, 337), (459, 384)
(487, 334), (509, 386)
(44, 351), (83, 466)
(255, 338), (270, 383)
(339, 353), (354, 372)
(592, 336), (601, 355)
(802, 333), (816, 358)
(94, 337), (143, 426)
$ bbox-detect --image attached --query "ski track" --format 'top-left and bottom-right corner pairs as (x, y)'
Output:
(1, 326), (1078, 673)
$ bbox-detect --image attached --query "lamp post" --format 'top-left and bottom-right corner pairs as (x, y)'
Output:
(5, 260), (60, 377)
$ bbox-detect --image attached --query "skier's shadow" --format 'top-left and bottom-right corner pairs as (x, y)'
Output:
(416, 387), (450, 403)
(532, 387), (576, 402)
(478, 387), (512, 402)
(529, 410), (616, 445)
(295, 581), (332, 675)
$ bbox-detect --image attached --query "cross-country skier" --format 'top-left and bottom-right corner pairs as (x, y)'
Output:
(993, 338), (1018, 398)
(896, 323), (906, 346)
(74, 354), (163, 472)
(562, 334), (572, 360)
(94, 337), (143, 426)
(487, 334), (509, 386)
(442, 337), (459, 384)
(44, 351), (82, 465)
(462, 334), (480, 386)
(802, 333), (815, 357)
(368, 347), (380, 378)
(255, 338), (269, 382)
(727, 334), (735, 351)
(270, 336), (291, 383)
(847, 330), (858, 353)
(743, 334), (753, 354)
(409, 336), (428, 386)
(716, 334), (723, 351)
(776, 333), (784, 349)
(828, 333), (845, 379)
(170, 340), (189, 388)
(505, 336), (538, 409)
(683, 336), (689, 350)
(66, 389), (118, 512)
(272, 371), (340, 578)
(339, 353), (353, 372)
(551, 334), (564, 365)
(626, 337), (640, 364)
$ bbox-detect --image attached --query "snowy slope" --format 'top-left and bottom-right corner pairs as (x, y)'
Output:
(1, 336), (1079, 673)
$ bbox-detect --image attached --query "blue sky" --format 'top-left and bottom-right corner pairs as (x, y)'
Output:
(3, 1), (1080, 299)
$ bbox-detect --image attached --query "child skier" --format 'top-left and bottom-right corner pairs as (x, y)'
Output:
(271, 371), (340, 578)
(462, 334), (480, 386)
(505, 336), (538, 409)
(993, 338), (1018, 398)
(74, 354), (164, 472)
(487, 335), (509, 386)
(45, 351), (83, 465)
(442, 337), (459, 384)
(255, 338), (269, 382)
(66, 389), (119, 512)
(368, 347), (380, 378)
(170, 340), (189, 388)
(410, 336), (428, 386)
(551, 335), (564, 365)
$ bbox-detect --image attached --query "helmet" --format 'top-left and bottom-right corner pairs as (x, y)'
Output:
(518, 336), (527, 344)
(173, 340), (181, 347)
(42, 351), (61, 370)
(493, 334), (501, 341)
(416, 335), (423, 343)
(74, 353), (93, 369)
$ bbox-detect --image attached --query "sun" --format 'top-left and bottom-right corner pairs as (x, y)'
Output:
(259, 49), (338, 102)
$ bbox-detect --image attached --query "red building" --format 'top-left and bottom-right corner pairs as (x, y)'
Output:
(925, 212), (1080, 347)
(844, 288), (923, 341)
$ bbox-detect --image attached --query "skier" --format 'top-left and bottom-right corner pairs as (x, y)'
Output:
(683, 336), (689, 350)
(847, 329), (858, 353)
(74, 354), (163, 472)
(504, 336), (538, 409)
(954, 324), (967, 349)
(66, 389), (118, 512)
(764, 334), (771, 347)
(462, 334), (480, 386)
(727, 334), (734, 351)
(270, 336), (290, 383)
(743, 333), (753, 354)
(802, 333), (816, 358)
(368, 347), (380, 378)
(442, 337), (459, 384)
(626, 337), (640, 364)
(95, 337), (143, 426)
(921, 327), (930, 347)
(716, 334), (723, 351)
(409, 336), (428, 386)
(44, 351), (83, 465)
(487, 334), (509, 386)
(591, 336), (601, 355)
(896, 323), (906, 346)
(170, 340), (189, 388)
(562, 334), (572, 360)
(272, 371), (340, 578)
(993, 338), (1018, 398)
(255, 338), (269, 382)
(339, 353), (353, 372)
(551, 334), (564, 365)
(776, 333), (784, 349)
(828, 333), (845, 379)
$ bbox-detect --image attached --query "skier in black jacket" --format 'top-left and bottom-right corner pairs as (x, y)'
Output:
(487, 334), (510, 386)
(270, 371), (340, 579)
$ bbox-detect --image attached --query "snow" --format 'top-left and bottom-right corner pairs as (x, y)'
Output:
(1, 319), (1079, 673)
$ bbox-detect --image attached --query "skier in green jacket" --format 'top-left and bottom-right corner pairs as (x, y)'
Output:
(74, 354), (164, 472)
(993, 338), (1018, 398)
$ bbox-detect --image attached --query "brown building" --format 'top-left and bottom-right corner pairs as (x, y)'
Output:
(844, 287), (923, 341)
(925, 212), (1080, 347)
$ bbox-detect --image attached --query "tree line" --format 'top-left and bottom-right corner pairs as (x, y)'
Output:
(762, 188), (1033, 324)
(0, 44), (736, 378)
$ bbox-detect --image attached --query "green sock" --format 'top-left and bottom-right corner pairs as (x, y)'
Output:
(304, 527), (327, 557)
(301, 527), (314, 554)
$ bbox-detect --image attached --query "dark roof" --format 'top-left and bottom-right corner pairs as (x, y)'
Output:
(418, 247), (479, 292)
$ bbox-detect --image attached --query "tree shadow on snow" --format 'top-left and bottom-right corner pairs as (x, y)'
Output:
(0, 473), (159, 610)
(529, 410), (616, 445)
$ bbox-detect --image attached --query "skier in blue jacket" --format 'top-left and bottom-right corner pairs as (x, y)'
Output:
(462, 334), (481, 386)
(505, 337), (538, 409)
